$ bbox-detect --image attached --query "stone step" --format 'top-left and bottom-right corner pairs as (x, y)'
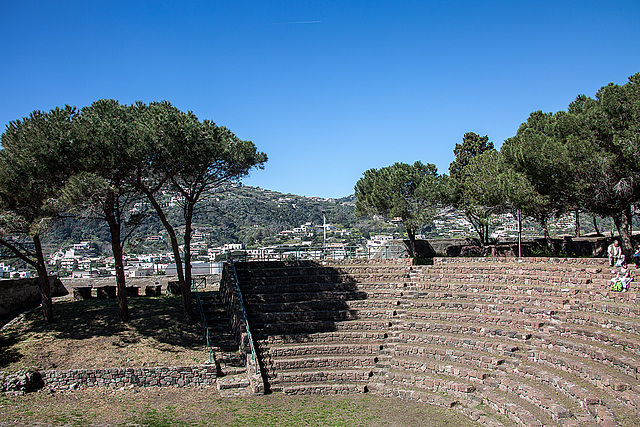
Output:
(395, 329), (640, 416)
(263, 343), (384, 359)
(249, 298), (403, 313)
(400, 300), (564, 317)
(215, 351), (244, 368)
(390, 317), (640, 380)
(244, 289), (370, 304)
(282, 382), (369, 395)
(390, 342), (605, 417)
(239, 280), (416, 295)
(268, 369), (372, 388)
(216, 372), (253, 397)
(252, 319), (393, 337)
(237, 273), (413, 286)
(553, 323), (640, 357)
(406, 281), (585, 296)
(414, 271), (599, 288)
(558, 311), (640, 336)
(525, 349), (640, 414)
(216, 373), (250, 390)
(528, 333), (640, 379)
(399, 307), (556, 326)
(381, 372), (554, 427)
(390, 351), (597, 419)
(257, 330), (389, 346)
(247, 308), (394, 325)
(265, 355), (378, 372)
(393, 320), (534, 342)
(371, 383), (505, 427)
(395, 313), (545, 331)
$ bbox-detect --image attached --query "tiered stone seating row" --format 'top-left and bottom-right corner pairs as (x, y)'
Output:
(232, 258), (640, 427)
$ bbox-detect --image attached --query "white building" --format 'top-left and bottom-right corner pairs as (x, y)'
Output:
(165, 261), (222, 276)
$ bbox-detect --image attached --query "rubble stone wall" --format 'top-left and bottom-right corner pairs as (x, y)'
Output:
(40, 365), (217, 389)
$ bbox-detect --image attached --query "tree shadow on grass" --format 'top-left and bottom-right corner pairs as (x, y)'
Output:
(15, 295), (203, 351)
(0, 332), (23, 369)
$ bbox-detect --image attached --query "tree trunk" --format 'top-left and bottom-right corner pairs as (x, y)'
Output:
(33, 234), (53, 324)
(106, 209), (128, 322)
(620, 205), (634, 256)
(592, 215), (600, 235)
(406, 226), (417, 258)
(484, 223), (489, 245)
(466, 212), (486, 246)
(574, 209), (580, 237)
(539, 217), (556, 256)
(181, 203), (196, 322)
(143, 189), (185, 288)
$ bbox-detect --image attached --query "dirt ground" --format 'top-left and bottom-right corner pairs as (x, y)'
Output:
(1, 296), (207, 372)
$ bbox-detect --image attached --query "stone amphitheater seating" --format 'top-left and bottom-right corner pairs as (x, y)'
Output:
(226, 257), (640, 426)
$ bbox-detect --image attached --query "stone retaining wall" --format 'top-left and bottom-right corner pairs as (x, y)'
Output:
(60, 274), (220, 293)
(40, 365), (217, 390)
(0, 277), (68, 316)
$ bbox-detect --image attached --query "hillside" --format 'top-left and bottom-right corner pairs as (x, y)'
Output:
(37, 184), (622, 259)
(42, 186), (398, 256)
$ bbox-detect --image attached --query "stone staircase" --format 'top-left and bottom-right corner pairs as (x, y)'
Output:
(229, 258), (640, 427)
(197, 291), (252, 396)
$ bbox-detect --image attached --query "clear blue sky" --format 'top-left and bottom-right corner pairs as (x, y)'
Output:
(2, 1), (639, 198)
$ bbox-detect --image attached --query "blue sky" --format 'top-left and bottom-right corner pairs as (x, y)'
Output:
(2, 1), (639, 198)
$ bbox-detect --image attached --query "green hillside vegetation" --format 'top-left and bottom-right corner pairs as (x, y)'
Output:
(42, 185), (401, 256)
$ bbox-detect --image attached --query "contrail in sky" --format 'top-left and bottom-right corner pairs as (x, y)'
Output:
(280, 20), (322, 24)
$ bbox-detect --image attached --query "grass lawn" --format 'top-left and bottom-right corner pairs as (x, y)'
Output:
(0, 387), (480, 426)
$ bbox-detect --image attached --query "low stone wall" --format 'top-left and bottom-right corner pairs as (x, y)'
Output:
(40, 365), (217, 390)
(61, 274), (220, 294)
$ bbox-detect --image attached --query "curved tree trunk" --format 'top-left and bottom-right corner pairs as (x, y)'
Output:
(592, 215), (600, 235)
(142, 189), (185, 288)
(33, 234), (53, 324)
(466, 212), (487, 246)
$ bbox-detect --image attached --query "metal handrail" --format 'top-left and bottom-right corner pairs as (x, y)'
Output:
(192, 277), (214, 364)
(225, 252), (259, 376)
